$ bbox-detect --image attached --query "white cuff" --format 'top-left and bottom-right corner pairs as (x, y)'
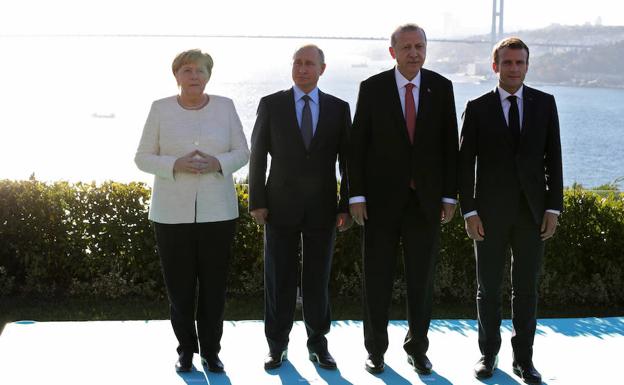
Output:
(463, 210), (478, 219)
(349, 196), (366, 204)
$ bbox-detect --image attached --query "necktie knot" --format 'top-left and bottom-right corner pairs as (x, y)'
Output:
(405, 83), (415, 92)
(302, 94), (311, 103)
(507, 95), (517, 103)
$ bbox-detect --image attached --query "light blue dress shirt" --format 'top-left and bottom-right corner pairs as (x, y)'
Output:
(293, 85), (320, 135)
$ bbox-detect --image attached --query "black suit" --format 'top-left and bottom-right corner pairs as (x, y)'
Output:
(249, 87), (351, 354)
(349, 68), (458, 357)
(458, 86), (563, 363)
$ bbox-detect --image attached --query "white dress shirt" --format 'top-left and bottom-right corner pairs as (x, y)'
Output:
(498, 85), (524, 130)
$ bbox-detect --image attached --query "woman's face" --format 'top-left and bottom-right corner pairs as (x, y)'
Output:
(175, 62), (209, 95)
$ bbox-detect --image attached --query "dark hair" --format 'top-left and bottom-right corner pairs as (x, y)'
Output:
(391, 24), (427, 47)
(492, 37), (530, 64)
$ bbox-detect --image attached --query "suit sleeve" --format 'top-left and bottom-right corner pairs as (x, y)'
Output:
(248, 97), (270, 211)
(348, 81), (372, 198)
(458, 100), (478, 215)
(441, 79), (459, 200)
(544, 95), (564, 212)
(214, 99), (250, 176)
(337, 101), (352, 213)
(134, 101), (177, 180)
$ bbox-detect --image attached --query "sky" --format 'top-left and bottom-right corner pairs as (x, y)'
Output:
(1, 0), (623, 39)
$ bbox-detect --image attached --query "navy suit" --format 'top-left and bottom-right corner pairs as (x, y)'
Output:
(458, 86), (563, 363)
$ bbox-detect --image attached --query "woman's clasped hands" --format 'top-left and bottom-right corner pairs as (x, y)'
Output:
(174, 150), (221, 174)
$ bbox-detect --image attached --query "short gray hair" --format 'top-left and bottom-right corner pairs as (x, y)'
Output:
(391, 24), (427, 47)
(293, 44), (325, 65)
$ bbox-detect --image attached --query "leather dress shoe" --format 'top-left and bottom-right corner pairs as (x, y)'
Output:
(364, 354), (384, 374)
(175, 351), (193, 372)
(201, 353), (224, 373)
(512, 361), (542, 384)
(474, 355), (498, 379)
(407, 354), (432, 375)
(309, 349), (337, 369)
(264, 350), (287, 370)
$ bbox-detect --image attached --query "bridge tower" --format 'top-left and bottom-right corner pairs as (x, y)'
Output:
(491, 0), (504, 44)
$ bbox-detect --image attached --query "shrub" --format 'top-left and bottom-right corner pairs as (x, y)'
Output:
(0, 179), (622, 309)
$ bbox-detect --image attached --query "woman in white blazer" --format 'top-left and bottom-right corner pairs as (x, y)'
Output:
(135, 49), (249, 373)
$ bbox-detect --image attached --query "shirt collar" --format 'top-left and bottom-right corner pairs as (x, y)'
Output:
(497, 85), (524, 102)
(293, 85), (320, 104)
(394, 67), (421, 90)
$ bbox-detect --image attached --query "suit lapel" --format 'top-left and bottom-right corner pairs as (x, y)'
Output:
(520, 86), (535, 148)
(415, 70), (431, 143)
(283, 87), (307, 150)
(309, 90), (327, 150)
(381, 69), (410, 143)
(490, 88), (515, 148)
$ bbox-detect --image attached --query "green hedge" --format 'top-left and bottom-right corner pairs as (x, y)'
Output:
(0, 179), (622, 308)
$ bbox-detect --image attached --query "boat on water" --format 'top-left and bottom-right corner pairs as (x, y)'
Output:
(92, 112), (115, 119)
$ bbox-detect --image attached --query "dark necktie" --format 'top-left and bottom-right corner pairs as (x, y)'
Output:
(507, 95), (520, 147)
(404, 83), (416, 144)
(301, 95), (313, 150)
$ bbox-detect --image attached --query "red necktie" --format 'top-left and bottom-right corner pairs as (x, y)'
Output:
(405, 83), (417, 190)
(404, 83), (416, 144)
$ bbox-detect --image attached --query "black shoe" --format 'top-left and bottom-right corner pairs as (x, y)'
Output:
(364, 354), (384, 374)
(201, 353), (224, 373)
(175, 351), (193, 372)
(407, 354), (432, 375)
(309, 349), (337, 370)
(474, 355), (498, 379)
(512, 361), (542, 384)
(264, 350), (287, 370)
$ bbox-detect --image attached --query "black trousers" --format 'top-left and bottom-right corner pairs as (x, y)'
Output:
(475, 195), (544, 364)
(153, 220), (236, 357)
(362, 191), (440, 357)
(263, 222), (335, 354)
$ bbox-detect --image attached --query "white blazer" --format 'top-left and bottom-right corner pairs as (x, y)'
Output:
(135, 95), (250, 224)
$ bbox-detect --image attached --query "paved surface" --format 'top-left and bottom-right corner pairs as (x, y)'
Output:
(0, 318), (622, 384)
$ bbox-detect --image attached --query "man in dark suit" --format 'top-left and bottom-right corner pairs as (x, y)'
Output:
(458, 37), (563, 384)
(248, 44), (352, 371)
(349, 24), (458, 375)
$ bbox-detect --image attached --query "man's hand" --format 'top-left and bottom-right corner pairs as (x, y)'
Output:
(440, 202), (456, 224)
(465, 215), (485, 241)
(250, 208), (269, 225)
(336, 213), (353, 232)
(541, 212), (559, 240)
(349, 202), (368, 226)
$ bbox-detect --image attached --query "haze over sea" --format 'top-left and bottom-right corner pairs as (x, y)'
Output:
(0, 36), (622, 188)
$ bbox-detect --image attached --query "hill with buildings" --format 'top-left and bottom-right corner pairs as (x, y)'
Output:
(427, 24), (624, 88)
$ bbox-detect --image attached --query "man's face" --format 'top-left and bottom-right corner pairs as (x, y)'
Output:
(389, 29), (427, 81)
(493, 47), (529, 94)
(292, 47), (326, 93)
